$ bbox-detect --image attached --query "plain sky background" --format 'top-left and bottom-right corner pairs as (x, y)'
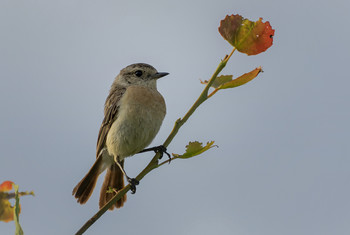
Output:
(1, 0), (350, 234)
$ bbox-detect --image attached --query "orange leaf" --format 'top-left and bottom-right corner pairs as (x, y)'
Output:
(0, 181), (13, 192)
(219, 14), (275, 55)
(218, 67), (262, 89)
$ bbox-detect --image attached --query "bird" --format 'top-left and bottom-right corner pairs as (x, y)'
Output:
(72, 63), (168, 209)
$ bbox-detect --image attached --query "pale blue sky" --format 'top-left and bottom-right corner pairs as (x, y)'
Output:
(1, 0), (350, 234)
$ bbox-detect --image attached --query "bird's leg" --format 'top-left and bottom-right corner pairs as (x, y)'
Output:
(139, 145), (171, 161)
(114, 156), (139, 194)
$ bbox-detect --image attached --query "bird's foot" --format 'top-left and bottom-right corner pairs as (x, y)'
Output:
(153, 145), (171, 160)
(127, 177), (139, 194)
(140, 145), (171, 162)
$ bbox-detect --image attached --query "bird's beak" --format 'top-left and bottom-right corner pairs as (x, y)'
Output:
(152, 72), (169, 79)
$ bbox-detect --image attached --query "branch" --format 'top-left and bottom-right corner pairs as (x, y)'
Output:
(75, 47), (236, 235)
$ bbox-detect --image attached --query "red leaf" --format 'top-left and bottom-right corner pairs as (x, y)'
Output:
(0, 181), (13, 192)
(219, 14), (275, 55)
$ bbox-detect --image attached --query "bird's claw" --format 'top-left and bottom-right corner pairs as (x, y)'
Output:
(154, 145), (171, 161)
(139, 145), (171, 163)
(127, 178), (139, 194)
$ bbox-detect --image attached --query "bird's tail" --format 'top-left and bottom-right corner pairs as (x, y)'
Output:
(99, 160), (126, 210)
(72, 155), (105, 204)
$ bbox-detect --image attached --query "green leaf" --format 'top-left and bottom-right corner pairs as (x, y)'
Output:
(217, 67), (262, 90)
(173, 141), (217, 159)
(201, 75), (233, 88)
(14, 184), (23, 235)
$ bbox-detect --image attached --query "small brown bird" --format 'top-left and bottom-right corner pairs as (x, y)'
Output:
(73, 63), (168, 209)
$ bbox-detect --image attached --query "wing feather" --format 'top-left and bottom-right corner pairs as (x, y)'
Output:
(96, 86), (126, 158)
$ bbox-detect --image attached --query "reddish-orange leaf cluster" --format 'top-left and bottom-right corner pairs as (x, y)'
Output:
(219, 14), (275, 55)
(0, 181), (14, 192)
(0, 181), (15, 222)
(0, 181), (33, 223)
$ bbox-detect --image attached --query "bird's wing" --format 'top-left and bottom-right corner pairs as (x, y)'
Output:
(96, 86), (126, 158)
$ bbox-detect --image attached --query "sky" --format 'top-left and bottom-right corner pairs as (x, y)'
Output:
(1, 0), (350, 234)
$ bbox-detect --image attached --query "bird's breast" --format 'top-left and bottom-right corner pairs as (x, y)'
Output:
(106, 86), (166, 159)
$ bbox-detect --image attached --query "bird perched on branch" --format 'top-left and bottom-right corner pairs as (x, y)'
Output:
(73, 63), (169, 209)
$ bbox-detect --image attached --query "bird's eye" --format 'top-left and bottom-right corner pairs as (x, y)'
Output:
(135, 70), (143, 77)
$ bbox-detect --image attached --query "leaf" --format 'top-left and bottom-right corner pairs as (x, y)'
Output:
(0, 181), (14, 192)
(0, 199), (15, 223)
(218, 67), (262, 90)
(219, 14), (275, 55)
(206, 67), (262, 98)
(0, 181), (33, 223)
(14, 184), (23, 235)
(201, 75), (233, 88)
(0, 181), (15, 222)
(172, 141), (217, 159)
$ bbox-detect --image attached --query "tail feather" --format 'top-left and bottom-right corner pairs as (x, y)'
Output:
(72, 156), (104, 204)
(99, 160), (126, 210)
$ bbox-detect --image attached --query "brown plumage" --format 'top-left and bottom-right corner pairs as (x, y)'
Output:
(72, 63), (167, 210)
(99, 161), (126, 209)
